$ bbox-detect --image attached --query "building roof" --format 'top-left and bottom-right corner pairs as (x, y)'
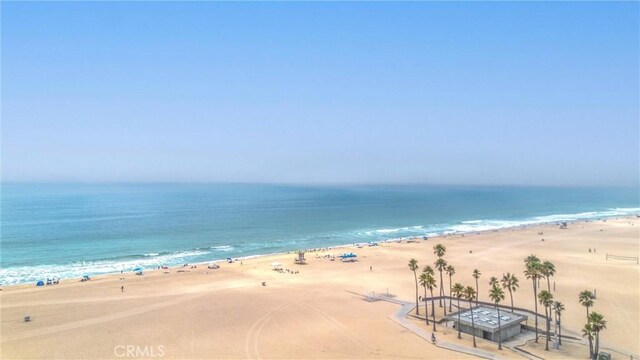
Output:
(445, 306), (527, 333)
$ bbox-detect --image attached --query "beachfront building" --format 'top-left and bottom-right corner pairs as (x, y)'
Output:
(445, 307), (527, 342)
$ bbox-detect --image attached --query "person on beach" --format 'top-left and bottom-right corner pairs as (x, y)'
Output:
(121, 286), (124, 292)
(370, 266), (372, 271)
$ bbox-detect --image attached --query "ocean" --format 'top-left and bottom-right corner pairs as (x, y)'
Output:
(1, 183), (638, 285)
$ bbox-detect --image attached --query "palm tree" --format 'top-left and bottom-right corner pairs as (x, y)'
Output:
(433, 243), (446, 258)
(452, 283), (464, 339)
(472, 269), (481, 305)
(464, 286), (477, 347)
(489, 285), (506, 350)
(425, 274), (437, 331)
(488, 277), (498, 309)
(579, 290), (595, 321)
(423, 264), (435, 312)
(419, 273), (430, 326)
(500, 272), (519, 312)
(553, 301), (565, 348)
(408, 259), (419, 315)
(538, 290), (554, 351)
(525, 254), (540, 264)
(445, 265), (456, 312)
(582, 322), (595, 359)
(541, 261), (556, 293)
(433, 244), (446, 307)
(524, 256), (542, 342)
(588, 312), (607, 360)
(435, 258), (448, 309)
(423, 265), (435, 277)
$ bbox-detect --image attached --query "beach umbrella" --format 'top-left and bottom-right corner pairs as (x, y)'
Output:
(36, 280), (44, 286)
(133, 267), (143, 272)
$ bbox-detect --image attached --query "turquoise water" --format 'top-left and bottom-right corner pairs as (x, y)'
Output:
(1, 183), (638, 285)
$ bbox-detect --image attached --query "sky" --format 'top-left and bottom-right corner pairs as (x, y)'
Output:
(2, 2), (639, 186)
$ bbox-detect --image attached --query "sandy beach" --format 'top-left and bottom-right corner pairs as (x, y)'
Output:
(1, 217), (638, 359)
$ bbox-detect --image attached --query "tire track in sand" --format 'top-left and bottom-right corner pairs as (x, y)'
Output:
(292, 299), (374, 353)
(244, 295), (303, 360)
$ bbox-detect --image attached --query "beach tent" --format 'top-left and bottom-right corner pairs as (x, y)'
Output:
(133, 267), (144, 275)
(271, 262), (283, 270)
(36, 280), (44, 286)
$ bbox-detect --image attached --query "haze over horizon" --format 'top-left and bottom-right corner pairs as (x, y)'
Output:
(2, 2), (639, 187)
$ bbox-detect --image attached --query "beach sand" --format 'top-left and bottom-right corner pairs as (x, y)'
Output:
(1, 217), (638, 359)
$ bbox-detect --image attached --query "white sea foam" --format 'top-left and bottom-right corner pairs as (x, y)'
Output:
(448, 208), (640, 234)
(362, 225), (424, 236)
(2, 207), (638, 286)
(0, 249), (210, 286)
(210, 245), (234, 252)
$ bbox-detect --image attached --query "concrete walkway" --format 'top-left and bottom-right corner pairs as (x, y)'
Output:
(376, 294), (524, 360)
(502, 332), (543, 360)
(375, 294), (639, 360)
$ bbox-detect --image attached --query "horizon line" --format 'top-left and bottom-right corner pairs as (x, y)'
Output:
(1, 180), (639, 189)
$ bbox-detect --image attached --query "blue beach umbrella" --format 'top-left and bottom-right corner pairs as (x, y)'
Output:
(133, 267), (143, 272)
(340, 253), (357, 258)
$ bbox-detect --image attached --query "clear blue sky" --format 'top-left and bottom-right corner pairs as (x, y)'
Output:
(2, 2), (639, 186)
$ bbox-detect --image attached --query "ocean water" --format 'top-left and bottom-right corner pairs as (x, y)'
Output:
(1, 183), (638, 285)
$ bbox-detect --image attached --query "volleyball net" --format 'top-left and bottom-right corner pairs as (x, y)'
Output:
(606, 254), (639, 264)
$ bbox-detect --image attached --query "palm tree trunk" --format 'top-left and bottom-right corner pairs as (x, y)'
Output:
(497, 304), (502, 350)
(588, 336), (593, 359)
(457, 297), (462, 339)
(544, 307), (549, 351)
(509, 289), (514, 312)
(558, 314), (562, 345)
(448, 275), (453, 312)
(439, 271), (444, 307)
(414, 271), (419, 315)
(432, 299), (436, 331)
(469, 299), (476, 347)
(594, 331), (600, 360)
(533, 279), (539, 342)
(554, 310), (559, 350)
(430, 290), (436, 332)
(586, 305), (589, 321)
(547, 277), (551, 293)
(475, 278), (479, 305)
(430, 289), (435, 317)
(423, 285), (429, 325)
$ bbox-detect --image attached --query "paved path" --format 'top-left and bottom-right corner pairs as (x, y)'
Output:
(502, 332), (542, 360)
(376, 294), (523, 360)
(376, 294), (640, 360)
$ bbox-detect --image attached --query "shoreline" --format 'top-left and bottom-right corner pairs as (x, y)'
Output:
(2, 215), (638, 359)
(3, 214), (637, 290)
